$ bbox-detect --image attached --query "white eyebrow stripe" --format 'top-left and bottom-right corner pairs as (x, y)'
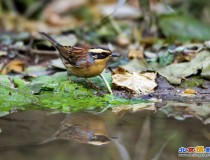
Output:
(88, 48), (110, 53)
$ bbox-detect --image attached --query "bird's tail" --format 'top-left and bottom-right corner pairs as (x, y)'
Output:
(39, 32), (62, 48)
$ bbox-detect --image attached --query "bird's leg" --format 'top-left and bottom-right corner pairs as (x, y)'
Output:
(67, 70), (72, 82)
(99, 74), (113, 95)
(85, 78), (100, 89)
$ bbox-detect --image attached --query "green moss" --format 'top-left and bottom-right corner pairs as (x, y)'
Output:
(181, 76), (203, 88)
(0, 72), (145, 113)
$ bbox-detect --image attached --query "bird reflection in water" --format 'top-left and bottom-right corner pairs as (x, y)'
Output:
(40, 113), (115, 145)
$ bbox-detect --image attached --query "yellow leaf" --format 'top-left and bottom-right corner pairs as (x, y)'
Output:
(1, 60), (25, 74)
(184, 88), (196, 94)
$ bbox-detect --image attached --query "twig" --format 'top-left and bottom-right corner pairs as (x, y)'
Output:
(1, 44), (58, 55)
(29, 49), (58, 55)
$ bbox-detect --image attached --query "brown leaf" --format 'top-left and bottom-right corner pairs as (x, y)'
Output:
(183, 88), (196, 94)
(1, 60), (25, 74)
(112, 67), (157, 95)
(128, 47), (144, 59)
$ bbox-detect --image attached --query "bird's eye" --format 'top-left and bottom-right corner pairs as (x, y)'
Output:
(90, 53), (97, 59)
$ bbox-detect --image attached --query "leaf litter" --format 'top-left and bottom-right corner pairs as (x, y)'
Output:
(1, 0), (210, 115)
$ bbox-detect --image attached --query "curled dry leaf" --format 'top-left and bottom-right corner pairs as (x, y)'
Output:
(112, 67), (157, 95)
(1, 60), (25, 74)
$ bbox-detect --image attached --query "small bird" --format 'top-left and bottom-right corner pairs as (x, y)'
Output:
(40, 32), (119, 94)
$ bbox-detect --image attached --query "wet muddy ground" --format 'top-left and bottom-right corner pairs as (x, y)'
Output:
(152, 76), (210, 102)
(0, 102), (210, 160)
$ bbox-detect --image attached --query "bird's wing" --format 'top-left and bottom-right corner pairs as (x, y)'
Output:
(58, 46), (94, 68)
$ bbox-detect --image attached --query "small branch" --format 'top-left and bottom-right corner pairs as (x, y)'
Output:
(30, 49), (58, 55)
(1, 44), (58, 55)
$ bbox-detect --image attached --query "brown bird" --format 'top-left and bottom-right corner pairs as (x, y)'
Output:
(40, 32), (119, 94)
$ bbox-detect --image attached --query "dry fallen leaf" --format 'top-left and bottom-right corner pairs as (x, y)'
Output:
(128, 47), (144, 59)
(1, 60), (25, 74)
(183, 88), (196, 94)
(112, 67), (157, 95)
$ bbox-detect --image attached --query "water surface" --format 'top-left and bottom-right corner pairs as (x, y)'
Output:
(0, 102), (210, 160)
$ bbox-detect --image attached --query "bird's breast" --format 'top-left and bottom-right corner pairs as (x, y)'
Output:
(65, 58), (110, 78)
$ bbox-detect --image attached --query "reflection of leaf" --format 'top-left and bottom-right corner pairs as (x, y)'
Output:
(158, 51), (210, 84)
(112, 67), (157, 95)
(112, 102), (155, 114)
(160, 101), (210, 123)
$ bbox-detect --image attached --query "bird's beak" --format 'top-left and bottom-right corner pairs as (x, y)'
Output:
(111, 52), (120, 57)
(110, 136), (118, 140)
